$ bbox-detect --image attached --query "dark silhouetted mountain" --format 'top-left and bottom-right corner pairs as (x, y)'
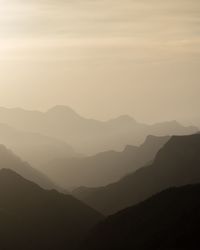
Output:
(0, 123), (77, 167)
(0, 106), (197, 154)
(73, 134), (200, 215)
(45, 135), (169, 189)
(81, 184), (200, 250)
(0, 169), (103, 250)
(0, 144), (59, 190)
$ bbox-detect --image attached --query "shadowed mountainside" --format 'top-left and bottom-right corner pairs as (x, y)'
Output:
(0, 169), (103, 250)
(0, 144), (59, 190)
(0, 123), (77, 168)
(81, 184), (200, 250)
(0, 106), (197, 154)
(73, 134), (200, 215)
(44, 135), (170, 189)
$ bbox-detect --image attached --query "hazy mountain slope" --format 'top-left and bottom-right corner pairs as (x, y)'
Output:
(0, 144), (58, 190)
(0, 169), (103, 250)
(73, 134), (200, 215)
(45, 135), (169, 189)
(0, 123), (77, 167)
(81, 184), (200, 250)
(0, 106), (197, 154)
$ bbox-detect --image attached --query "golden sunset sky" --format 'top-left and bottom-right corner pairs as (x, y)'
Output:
(0, 0), (199, 123)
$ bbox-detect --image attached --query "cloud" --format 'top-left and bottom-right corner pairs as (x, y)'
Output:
(0, 0), (199, 63)
(0, 0), (199, 123)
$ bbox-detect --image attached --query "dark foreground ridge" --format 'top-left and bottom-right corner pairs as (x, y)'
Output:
(81, 184), (200, 250)
(0, 169), (103, 250)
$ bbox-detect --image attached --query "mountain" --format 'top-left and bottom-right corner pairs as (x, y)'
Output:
(0, 106), (197, 154)
(81, 184), (200, 250)
(0, 169), (103, 250)
(73, 134), (200, 215)
(0, 123), (77, 168)
(0, 144), (58, 190)
(44, 135), (170, 189)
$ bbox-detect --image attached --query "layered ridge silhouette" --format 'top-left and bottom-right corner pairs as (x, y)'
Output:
(0, 106), (197, 155)
(46, 135), (169, 189)
(0, 169), (103, 250)
(0, 123), (77, 168)
(0, 144), (58, 190)
(81, 184), (200, 250)
(74, 134), (200, 215)
(0, 106), (199, 250)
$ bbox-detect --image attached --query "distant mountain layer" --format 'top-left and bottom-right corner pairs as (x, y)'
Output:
(0, 169), (103, 250)
(0, 106), (197, 154)
(0, 144), (58, 190)
(81, 184), (200, 250)
(46, 135), (169, 189)
(0, 123), (77, 167)
(73, 134), (200, 215)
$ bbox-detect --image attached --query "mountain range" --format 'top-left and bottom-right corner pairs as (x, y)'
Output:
(73, 134), (200, 215)
(0, 105), (199, 249)
(43, 135), (170, 189)
(0, 106), (197, 155)
(0, 123), (77, 168)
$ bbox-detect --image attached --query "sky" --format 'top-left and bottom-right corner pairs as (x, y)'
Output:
(0, 0), (199, 124)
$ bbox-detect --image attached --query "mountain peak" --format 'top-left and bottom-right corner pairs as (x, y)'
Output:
(163, 133), (200, 150)
(47, 105), (80, 118)
(118, 115), (134, 121)
(153, 134), (200, 168)
(0, 168), (41, 192)
(0, 168), (17, 176)
(143, 135), (170, 145)
(123, 145), (138, 153)
(109, 115), (136, 124)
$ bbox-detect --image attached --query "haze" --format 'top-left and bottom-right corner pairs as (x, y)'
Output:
(0, 0), (199, 124)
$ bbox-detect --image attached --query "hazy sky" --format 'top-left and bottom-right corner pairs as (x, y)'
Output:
(0, 0), (199, 124)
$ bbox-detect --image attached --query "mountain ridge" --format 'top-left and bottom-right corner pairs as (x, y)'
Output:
(0, 122), (77, 167)
(44, 135), (170, 189)
(81, 183), (200, 250)
(0, 143), (59, 190)
(0, 168), (103, 250)
(0, 106), (197, 154)
(73, 134), (200, 215)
